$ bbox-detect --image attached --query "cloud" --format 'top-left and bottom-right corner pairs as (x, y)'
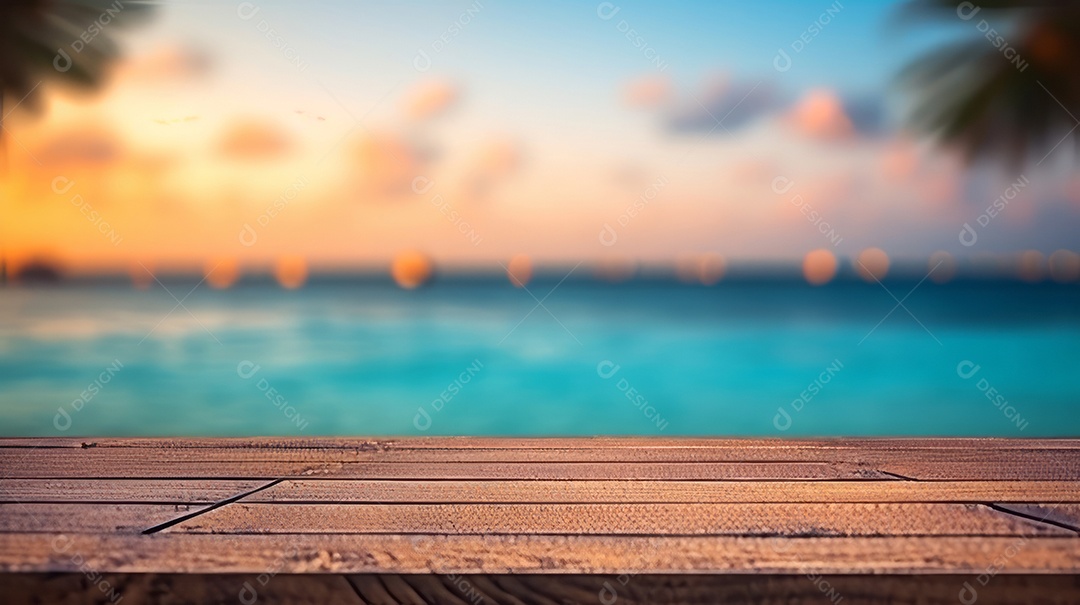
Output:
(461, 138), (522, 201)
(728, 159), (777, 186)
(842, 95), (888, 135)
(113, 44), (212, 84)
(35, 126), (124, 167)
(622, 74), (671, 109)
(780, 89), (888, 142)
(879, 138), (920, 183)
(665, 76), (776, 134)
(351, 131), (426, 197)
(473, 139), (520, 176)
(658, 75), (886, 140)
(403, 79), (459, 120)
(783, 89), (854, 141)
(217, 119), (294, 160)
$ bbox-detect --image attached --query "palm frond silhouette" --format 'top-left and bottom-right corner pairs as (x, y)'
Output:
(897, 0), (1080, 166)
(0, 0), (154, 162)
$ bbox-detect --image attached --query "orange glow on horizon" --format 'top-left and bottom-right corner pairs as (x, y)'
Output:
(1018, 250), (1045, 282)
(391, 251), (434, 289)
(698, 253), (726, 285)
(130, 263), (155, 290)
(205, 258), (239, 289)
(855, 248), (890, 282)
(274, 256), (309, 289)
(802, 249), (837, 286)
(506, 254), (533, 288)
(676, 254), (727, 285)
(1049, 250), (1080, 282)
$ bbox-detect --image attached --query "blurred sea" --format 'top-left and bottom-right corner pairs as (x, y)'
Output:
(1, 276), (1078, 437)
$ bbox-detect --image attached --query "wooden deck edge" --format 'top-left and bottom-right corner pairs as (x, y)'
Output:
(3, 573), (1079, 605)
(3, 436), (1080, 449)
(3, 533), (1078, 574)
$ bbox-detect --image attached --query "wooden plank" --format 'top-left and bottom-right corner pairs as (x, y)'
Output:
(994, 504), (1080, 532)
(441, 575), (529, 605)
(359, 574), (1080, 605)
(0, 459), (328, 479)
(0, 573), (364, 605)
(0, 459), (883, 480)
(0, 445), (860, 463)
(163, 502), (1071, 536)
(2, 533), (1077, 574)
(251, 479), (1080, 503)
(379, 574), (461, 604)
(280, 461), (883, 481)
(0, 437), (1075, 581)
(3, 573), (1078, 605)
(4, 444), (1079, 464)
(0, 479), (267, 503)
(0, 503), (202, 534)
(7, 455), (1073, 480)
(4, 437), (1078, 449)
(345, 575), (398, 604)
(878, 461), (1079, 481)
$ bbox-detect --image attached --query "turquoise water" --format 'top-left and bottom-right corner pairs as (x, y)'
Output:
(1, 277), (1078, 437)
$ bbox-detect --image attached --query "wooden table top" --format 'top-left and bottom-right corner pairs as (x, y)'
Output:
(1, 437), (1078, 577)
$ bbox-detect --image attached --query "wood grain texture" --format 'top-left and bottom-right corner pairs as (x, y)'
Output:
(0, 573), (361, 605)
(3, 440), (1078, 462)
(3, 573), (1079, 605)
(4, 444), (1076, 479)
(0, 437), (1077, 577)
(163, 502), (1072, 536)
(994, 503), (1080, 532)
(4, 437), (1078, 449)
(0, 503), (205, 534)
(0, 457), (885, 480)
(0, 479), (266, 503)
(2, 533), (1078, 574)
(251, 479), (1080, 503)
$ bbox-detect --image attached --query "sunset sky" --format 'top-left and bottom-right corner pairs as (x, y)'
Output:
(3, 0), (1079, 277)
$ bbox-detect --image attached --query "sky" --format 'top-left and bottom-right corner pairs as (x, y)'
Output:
(3, 0), (1079, 282)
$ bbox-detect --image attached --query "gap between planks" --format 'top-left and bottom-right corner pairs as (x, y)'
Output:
(140, 478), (285, 535)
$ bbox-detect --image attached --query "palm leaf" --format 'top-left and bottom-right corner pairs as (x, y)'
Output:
(0, 0), (155, 109)
(896, 0), (1080, 166)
